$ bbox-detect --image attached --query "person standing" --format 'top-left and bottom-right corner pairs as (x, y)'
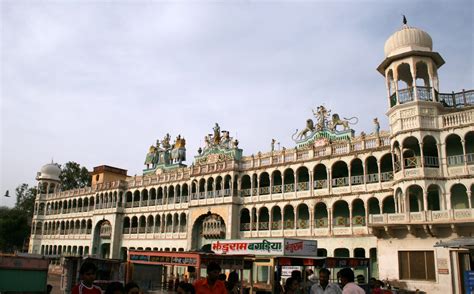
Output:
(194, 262), (227, 294)
(339, 268), (365, 294)
(72, 262), (102, 294)
(310, 268), (342, 294)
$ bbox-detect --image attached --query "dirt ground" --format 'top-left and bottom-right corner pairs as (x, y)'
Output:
(47, 273), (62, 294)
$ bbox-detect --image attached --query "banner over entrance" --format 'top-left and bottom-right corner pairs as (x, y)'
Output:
(211, 238), (317, 256)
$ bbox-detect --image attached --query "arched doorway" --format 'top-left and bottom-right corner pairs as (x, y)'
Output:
(92, 220), (112, 258)
(191, 213), (226, 250)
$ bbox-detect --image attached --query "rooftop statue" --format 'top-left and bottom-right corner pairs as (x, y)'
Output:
(329, 114), (358, 132)
(312, 105), (331, 131)
(144, 133), (187, 170)
(162, 133), (171, 150)
(195, 123), (242, 164)
(213, 123), (221, 145)
(293, 105), (358, 145)
(144, 145), (158, 169)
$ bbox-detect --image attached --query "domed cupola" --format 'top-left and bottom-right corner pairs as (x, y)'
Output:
(36, 161), (61, 195)
(37, 162), (61, 182)
(377, 17), (446, 109)
(377, 17), (444, 76)
(384, 24), (433, 58)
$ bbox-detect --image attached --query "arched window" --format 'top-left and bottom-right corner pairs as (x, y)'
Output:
(283, 169), (295, 192)
(240, 209), (250, 231)
(332, 161), (348, 187)
(259, 173), (270, 195)
(296, 204), (309, 229)
(258, 207), (269, 230)
(283, 205), (294, 229)
(296, 167), (309, 191)
(271, 206), (282, 230)
(333, 201), (349, 227)
(271, 171), (282, 194)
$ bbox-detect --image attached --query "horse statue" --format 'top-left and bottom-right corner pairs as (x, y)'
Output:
(292, 119), (315, 141)
(329, 114), (358, 132)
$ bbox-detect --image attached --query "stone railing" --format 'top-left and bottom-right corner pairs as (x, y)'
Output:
(239, 133), (390, 171)
(368, 209), (474, 225)
(442, 109), (474, 128)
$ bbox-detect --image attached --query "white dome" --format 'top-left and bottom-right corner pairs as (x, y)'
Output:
(384, 25), (433, 57)
(38, 162), (61, 181)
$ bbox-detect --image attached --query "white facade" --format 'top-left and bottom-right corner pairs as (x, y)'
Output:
(29, 22), (473, 294)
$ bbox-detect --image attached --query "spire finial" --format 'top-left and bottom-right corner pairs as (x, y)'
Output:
(402, 15), (407, 25)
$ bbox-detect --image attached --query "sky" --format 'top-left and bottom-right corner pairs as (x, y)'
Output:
(1, 0), (473, 207)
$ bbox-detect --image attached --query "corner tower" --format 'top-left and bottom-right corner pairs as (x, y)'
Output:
(377, 19), (447, 213)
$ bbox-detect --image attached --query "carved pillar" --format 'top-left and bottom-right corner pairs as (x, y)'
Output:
(249, 208), (253, 233)
(400, 145), (406, 173)
(294, 171), (298, 194)
(309, 170), (314, 196)
(328, 208), (333, 234)
(250, 177), (254, 197)
(256, 178), (260, 196)
(423, 191), (428, 211)
(377, 159), (382, 184)
(281, 175), (285, 197)
(293, 206), (297, 231)
(419, 142), (425, 168)
(256, 209), (259, 233)
(348, 163), (352, 189)
(446, 192), (452, 210)
(237, 178), (242, 197)
(213, 180), (216, 198)
(467, 191), (472, 209)
(461, 140), (468, 171)
(327, 169), (332, 194)
(362, 160), (367, 187)
(349, 203), (353, 230)
(269, 208), (273, 232)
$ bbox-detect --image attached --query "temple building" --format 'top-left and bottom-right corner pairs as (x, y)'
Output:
(28, 20), (473, 293)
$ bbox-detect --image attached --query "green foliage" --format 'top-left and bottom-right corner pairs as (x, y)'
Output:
(0, 183), (37, 252)
(59, 161), (91, 190)
(0, 207), (29, 252)
(15, 183), (37, 217)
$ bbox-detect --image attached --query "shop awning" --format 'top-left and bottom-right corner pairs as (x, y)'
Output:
(434, 237), (474, 249)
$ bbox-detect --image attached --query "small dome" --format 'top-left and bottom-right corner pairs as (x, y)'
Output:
(384, 25), (433, 57)
(38, 162), (61, 181)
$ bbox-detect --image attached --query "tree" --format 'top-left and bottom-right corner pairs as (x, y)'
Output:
(0, 183), (37, 252)
(60, 161), (92, 190)
(15, 183), (37, 217)
(0, 207), (29, 253)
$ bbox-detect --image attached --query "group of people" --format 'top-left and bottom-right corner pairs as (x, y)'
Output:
(73, 261), (237, 294)
(280, 267), (390, 294)
(73, 260), (389, 294)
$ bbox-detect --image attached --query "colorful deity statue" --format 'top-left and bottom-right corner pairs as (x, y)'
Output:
(213, 123), (221, 145)
(312, 105), (331, 131)
(162, 133), (171, 150)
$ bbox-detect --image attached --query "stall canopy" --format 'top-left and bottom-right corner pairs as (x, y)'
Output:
(434, 237), (474, 249)
(276, 256), (371, 268)
(128, 250), (254, 271)
(211, 238), (317, 256)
